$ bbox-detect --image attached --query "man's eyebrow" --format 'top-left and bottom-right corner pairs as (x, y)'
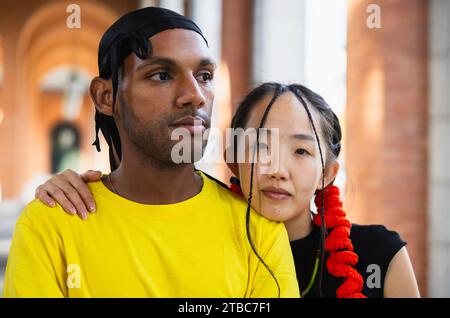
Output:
(135, 57), (177, 71)
(135, 57), (216, 72)
(198, 58), (217, 69)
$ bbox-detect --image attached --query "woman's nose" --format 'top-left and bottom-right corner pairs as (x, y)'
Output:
(268, 163), (290, 181)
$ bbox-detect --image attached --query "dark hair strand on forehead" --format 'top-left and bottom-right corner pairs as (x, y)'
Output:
(232, 82), (343, 298)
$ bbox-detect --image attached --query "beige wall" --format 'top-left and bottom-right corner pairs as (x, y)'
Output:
(428, 0), (450, 297)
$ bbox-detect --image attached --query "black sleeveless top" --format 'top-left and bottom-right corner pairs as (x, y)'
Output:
(290, 224), (407, 298)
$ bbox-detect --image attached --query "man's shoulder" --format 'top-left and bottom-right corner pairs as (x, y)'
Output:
(86, 179), (106, 195)
(17, 199), (68, 231)
(202, 172), (249, 213)
(200, 172), (283, 231)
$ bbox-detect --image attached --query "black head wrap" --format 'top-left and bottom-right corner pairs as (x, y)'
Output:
(92, 7), (208, 171)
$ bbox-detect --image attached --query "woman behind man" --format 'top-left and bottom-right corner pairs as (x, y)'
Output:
(35, 82), (420, 298)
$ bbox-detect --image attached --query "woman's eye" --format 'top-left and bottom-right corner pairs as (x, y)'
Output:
(147, 72), (171, 81)
(197, 72), (213, 83)
(295, 148), (309, 156)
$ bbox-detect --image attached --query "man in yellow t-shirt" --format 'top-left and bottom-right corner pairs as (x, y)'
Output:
(4, 7), (299, 298)
(4, 171), (298, 297)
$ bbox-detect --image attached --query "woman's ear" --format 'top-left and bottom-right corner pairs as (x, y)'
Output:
(90, 77), (114, 116)
(224, 146), (239, 177)
(317, 160), (340, 190)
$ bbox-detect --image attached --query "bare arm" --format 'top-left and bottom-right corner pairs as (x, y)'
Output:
(383, 246), (420, 298)
(35, 169), (102, 220)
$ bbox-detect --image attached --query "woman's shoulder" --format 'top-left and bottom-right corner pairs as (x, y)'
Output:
(350, 224), (405, 241)
(350, 224), (407, 266)
(345, 224), (407, 297)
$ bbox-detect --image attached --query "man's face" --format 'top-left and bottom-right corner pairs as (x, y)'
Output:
(115, 29), (216, 166)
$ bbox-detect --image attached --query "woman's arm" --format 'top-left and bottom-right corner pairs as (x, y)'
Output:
(383, 246), (420, 298)
(34, 169), (102, 220)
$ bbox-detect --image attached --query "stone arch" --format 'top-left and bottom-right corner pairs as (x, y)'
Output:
(15, 1), (118, 179)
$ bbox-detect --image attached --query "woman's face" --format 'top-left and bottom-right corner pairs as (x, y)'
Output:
(237, 91), (332, 222)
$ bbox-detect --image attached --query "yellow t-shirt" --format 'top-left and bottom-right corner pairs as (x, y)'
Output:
(3, 171), (299, 298)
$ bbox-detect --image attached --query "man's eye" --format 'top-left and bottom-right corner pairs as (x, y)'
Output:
(147, 72), (171, 81)
(295, 148), (309, 156)
(197, 72), (213, 82)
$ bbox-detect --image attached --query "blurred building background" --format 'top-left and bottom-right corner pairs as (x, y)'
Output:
(0, 0), (448, 297)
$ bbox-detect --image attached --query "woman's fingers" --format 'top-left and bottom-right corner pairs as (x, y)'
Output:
(80, 170), (102, 182)
(65, 169), (97, 213)
(50, 173), (89, 220)
(35, 185), (56, 208)
(33, 169), (100, 220)
(37, 181), (78, 216)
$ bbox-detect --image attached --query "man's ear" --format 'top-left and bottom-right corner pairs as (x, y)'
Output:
(317, 160), (340, 190)
(224, 146), (239, 177)
(90, 77), (113, 116)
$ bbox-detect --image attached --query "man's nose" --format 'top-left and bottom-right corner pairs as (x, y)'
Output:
(175, 75), (206, 109)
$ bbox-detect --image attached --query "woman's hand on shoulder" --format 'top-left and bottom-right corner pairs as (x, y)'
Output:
(34, 169), (102, 220)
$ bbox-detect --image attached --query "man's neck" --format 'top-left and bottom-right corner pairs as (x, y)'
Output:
(103, 156), (203, 205)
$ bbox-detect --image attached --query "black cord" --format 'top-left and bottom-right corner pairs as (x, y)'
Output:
(295, 90), (328, 298)
(244, 85), (283, 298)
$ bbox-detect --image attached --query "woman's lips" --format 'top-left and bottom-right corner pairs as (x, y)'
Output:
(261, 187), (292, 201)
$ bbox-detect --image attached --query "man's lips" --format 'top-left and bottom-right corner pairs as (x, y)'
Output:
(171, 116), (207, 134)
(261, 186), (292, 201)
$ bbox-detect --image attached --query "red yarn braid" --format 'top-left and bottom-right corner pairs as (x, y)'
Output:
(230, 180), (366, 298)
(313, 185), (366, 298)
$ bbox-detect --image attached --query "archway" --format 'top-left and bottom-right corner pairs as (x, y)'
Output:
(14, 1), (118, 189)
